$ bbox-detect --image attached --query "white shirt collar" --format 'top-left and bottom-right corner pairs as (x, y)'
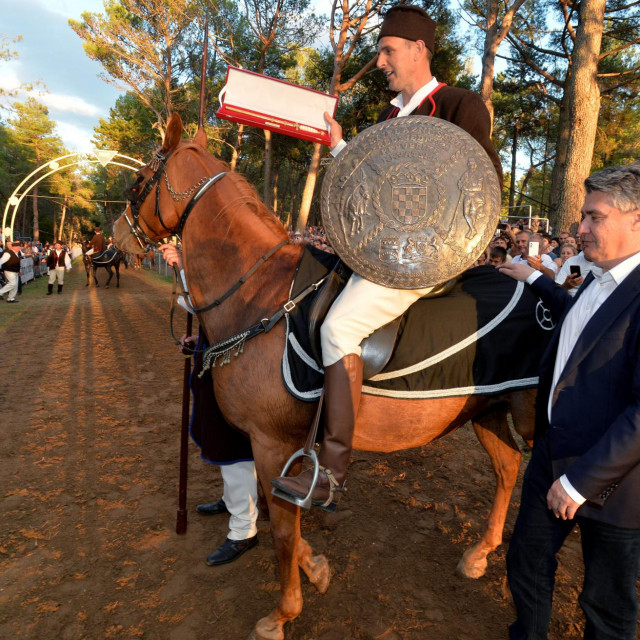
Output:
(390, 77), (440, 115)
(606, 250), (640, 284)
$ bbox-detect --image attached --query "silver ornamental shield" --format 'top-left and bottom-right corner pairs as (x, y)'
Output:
(321, 116), (501, 289)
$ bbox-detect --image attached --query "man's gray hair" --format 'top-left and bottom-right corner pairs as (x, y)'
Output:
(585, 162), (640, 213)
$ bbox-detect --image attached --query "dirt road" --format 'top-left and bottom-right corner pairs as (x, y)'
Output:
(0, 264), (632, 639)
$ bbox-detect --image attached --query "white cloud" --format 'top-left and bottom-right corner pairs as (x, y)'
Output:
(55, 120), (96, 154)
(27, 0), (107, 20)
(0, 66), (22, 91)
(39, 92), (101, 117)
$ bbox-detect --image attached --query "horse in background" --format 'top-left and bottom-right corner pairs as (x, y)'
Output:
(82, 241), (125, 288)
(132, 246), (155, 269)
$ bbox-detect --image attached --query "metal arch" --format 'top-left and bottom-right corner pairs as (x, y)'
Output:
(2, 152), (144, 241)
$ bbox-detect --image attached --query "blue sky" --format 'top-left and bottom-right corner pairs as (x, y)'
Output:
(1, 0), (123, 154)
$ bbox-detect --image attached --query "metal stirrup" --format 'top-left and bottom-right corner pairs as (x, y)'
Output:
(271, 391), (325, 510)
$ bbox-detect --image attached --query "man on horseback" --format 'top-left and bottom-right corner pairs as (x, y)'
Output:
(86, 225), (107, 257)
(273, 3), (502, 511)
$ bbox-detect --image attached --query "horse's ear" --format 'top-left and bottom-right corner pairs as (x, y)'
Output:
(194, 126), (208, 150)
(163, 113), (183, 153)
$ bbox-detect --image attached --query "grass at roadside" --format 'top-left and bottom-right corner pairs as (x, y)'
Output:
(0, 272), (51, 330)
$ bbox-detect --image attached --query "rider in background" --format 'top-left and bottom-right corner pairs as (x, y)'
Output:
(86, 225), (107, 256)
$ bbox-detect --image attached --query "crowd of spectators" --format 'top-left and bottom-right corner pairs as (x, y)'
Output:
(475, 219), (592, 296)
(0, 238), (75, 299)
(290, 220), (590, 296)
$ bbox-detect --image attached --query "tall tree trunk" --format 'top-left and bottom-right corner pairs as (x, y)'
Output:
(296, 143), (322, 232)
(263, 129), (273, 207)
(480, 0), (499, 127)
(554, 0), (605, 233)
(32, 186), (40, 242)
(230, 124), (243, 171)
(272, 165), (279, 215)
(59, 197), (68, 243)
(480, 0), (527, 132)
(509, 122), (519, 210)
(549, 86), (571, 228)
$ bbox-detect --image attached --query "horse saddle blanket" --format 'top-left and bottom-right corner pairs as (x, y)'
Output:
(282, 258), (555, 401)
(91, 248), (118, 265)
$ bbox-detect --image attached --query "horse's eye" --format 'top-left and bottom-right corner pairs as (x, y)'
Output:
(136, 175), (145, 184)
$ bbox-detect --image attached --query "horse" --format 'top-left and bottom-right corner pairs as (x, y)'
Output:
(82, 243), (125, 288)
(114, 113), (538, 640)
(131, 246), (155, 269)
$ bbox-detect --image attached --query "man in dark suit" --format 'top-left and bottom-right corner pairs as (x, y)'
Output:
(498, 163), (640, 639)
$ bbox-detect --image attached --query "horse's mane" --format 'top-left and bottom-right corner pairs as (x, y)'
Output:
(185, 141), (289, 242)
(227, 171), (289, 240)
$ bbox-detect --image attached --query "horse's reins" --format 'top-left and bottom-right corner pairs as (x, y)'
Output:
(129, 145), (319, 358)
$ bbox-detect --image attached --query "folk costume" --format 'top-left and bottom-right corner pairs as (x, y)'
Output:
(180, 270), (259, 565)
(273, 4), (503, 511)
(46, 246), (71, 294)
(0, 242), (22, 303)
(86, 228), (106, 256)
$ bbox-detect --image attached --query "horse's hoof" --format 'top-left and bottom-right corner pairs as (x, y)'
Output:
(309, 554), (331, 594)
(455, 554), (487, 579)
(249, 615), (285, 640)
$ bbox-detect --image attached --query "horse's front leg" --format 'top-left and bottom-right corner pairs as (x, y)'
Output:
(297, 536), (330, 594)
(456, 406), (521, 579)
(249, 437), (306, 640)
(104, 266), (113, 288)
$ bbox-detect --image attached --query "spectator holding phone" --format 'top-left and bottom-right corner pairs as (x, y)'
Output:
(512, 231), (558, 279)
(555, 245), (595, 297)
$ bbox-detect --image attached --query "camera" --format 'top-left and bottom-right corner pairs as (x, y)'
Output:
(498, 222), (507, 230)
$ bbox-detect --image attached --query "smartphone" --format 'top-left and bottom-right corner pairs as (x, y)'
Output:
(570, 265), (581, 277)
(528, 241), (539, 257)
(498, 222), (507, 230)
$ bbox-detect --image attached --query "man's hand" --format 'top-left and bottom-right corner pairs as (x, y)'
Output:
(158, 243), (183, 269)
(547, 479), (580, 520)
(179, 333), (197, 355)
(497, 261), (535, 281)
(324, 111), (343, 150)
(562, 273), (584, 290)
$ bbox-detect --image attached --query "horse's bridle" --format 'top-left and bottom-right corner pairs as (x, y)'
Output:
(126, 147), (227, 248)
(125, 144), (289, 347)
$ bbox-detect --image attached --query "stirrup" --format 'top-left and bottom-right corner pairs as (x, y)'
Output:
(271, 448), (322, 510)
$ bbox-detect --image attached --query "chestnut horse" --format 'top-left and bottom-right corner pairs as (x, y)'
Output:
(114, 113), (536, 640)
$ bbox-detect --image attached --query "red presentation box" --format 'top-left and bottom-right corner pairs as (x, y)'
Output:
(216, 66), (338, 146)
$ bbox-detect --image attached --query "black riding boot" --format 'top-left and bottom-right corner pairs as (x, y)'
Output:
(57, 284), (63, 294)
(272, 353), (363, 511)
(47, 284), (53, 295)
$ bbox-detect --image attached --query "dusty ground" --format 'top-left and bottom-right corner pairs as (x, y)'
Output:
(1, 263), (637, 640)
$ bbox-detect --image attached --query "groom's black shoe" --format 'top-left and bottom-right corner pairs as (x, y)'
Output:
(205, 535), (258, 566)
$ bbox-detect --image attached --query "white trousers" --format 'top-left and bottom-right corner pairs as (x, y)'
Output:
(48, 266), (65, 285)
(221, 460), (258, 541)
(320, 273), (434, 367)
(0, 271), (19, 301)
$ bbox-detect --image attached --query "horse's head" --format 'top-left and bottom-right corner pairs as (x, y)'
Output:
(124, 112), (220, 244)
